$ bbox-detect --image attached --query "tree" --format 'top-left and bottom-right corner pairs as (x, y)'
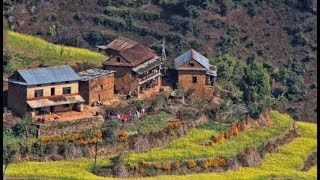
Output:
(3, 135), (18, 179)
(185, 5), (199, 18)
(213, 53), (237, 81)
(13, 116), (37, 152)
(176, 82), (185, 104)
(240, 59), (270, 117)
(124, 14), (134, 28)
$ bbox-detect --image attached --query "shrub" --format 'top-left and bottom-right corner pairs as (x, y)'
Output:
(186, 160), (197, 168)
(31, 141), (42, 156)
(162, 162), (171, 171)
(117, 130), (128, 142)
(176, 107), (199, 121)
(185, 5), (199, 18)
(153, 162), (162, 169)
(43, 143), (54, 155)
(57, 143), (67, 156)
(172, 161), (180, 169)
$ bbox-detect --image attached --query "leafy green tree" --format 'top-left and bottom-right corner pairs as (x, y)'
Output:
(13, 116), (37, 151)
(124, 14), (134, 28)
(214, 53), (237, 81)
(3, 134), (19, 179)
(241, 59), (270, 117)
(185, 5), (199, 18)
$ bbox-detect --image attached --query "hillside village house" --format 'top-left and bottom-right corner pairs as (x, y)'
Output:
(7, 65), (85, 118)
(175, 49), (217, 98)
(100, 36), (162, 98)
(78, 68), (115, 106)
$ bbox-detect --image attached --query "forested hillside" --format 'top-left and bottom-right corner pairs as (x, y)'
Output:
(3, 0), (317, 122)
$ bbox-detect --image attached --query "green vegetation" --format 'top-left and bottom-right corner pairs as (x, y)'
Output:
(125, 112), (172, 134)
(125, 110), (291, 163)
(240, 59), (270, 117)
(6, 115), (316, 179)
(4, 31), (106, 75)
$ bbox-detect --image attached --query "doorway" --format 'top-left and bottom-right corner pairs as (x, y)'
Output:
(51, 87), (55, 96)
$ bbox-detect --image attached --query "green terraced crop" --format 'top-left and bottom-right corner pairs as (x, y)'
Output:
(4, 31), (106, 74)
(125, 110), (293, 162)
(6, 113), (317, 179)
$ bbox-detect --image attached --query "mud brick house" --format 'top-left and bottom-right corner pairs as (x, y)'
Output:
(78, 68), (115, 105)
(175, 49), (217, 98)
(7, 65), (85, 117)
(101, 36), (162, 97)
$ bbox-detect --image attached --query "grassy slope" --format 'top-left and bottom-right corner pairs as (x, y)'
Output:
(125, 112), (172, 134)
(125, 111), (292, 162)
(4, 31), (106, 75)
(6, 112), (317, 179)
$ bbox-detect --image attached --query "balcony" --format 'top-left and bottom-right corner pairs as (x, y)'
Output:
(138, 72), (161, 85)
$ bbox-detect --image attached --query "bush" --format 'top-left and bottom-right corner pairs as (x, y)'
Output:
(57, 143), (68, 156)
(177, 107), (199, 121)
(84, 30), (105, 46)
(185, 5), (199, 18)
(117, 130), (128, 142)
(208, 18), (227, 29)
(186, 160), (197, 168)
(43, 143), (54, 155)
(73, 12), (84, 22)
(31, 141), (42, 156)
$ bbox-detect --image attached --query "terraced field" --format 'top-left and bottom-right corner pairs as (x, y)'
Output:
(6, 112), (317, 179)
(125, 111), (292, 163)
(4, 31), (106, 75)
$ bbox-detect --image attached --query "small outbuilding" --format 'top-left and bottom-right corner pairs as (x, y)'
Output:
(78, 68), (115, 105)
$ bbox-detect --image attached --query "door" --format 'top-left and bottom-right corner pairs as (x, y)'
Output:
(50, 106), (55, 113)
(51, 88), (55, 96)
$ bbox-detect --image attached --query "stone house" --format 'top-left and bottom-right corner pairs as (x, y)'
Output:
(7, 65), (85, 117)
(101, 36), (162, 98)
(78, 68), (115, 105)
(174, 49), (217, 98)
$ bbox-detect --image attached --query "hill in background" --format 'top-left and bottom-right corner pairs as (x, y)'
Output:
(3, 0), (317, 122)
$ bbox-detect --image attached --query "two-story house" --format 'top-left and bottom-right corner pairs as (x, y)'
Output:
(101, 37), (162, 98)
(7, 65), (85, 117)
(175, 49), (217, 98)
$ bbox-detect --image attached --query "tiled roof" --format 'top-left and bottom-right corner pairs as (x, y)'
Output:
(174, 49), (211, 70)
(102, 43), (157, 67)
(8, 65), (81, 86)
(101, 36), (138, 52)
(78, 68), (115, 81)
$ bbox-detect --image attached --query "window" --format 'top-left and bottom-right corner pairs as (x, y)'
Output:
(34, 89), (44, 97)
(62, 87), (71, 94)
(189, 62), (195, 67)
(51, 87), (55, 96)
(100, 85), (103, 90)
(192, 76), (197, 84)
(116, 57), (120, 62)
(63, 104), (70, 108)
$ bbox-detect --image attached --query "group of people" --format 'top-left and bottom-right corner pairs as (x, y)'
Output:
(105, 108), (146, 123)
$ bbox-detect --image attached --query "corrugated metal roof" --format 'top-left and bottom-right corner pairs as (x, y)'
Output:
(26, 95), (85, 108)
(174, 49), (211, 70)
(78, 68), (115, 81)
(103, 36), (138, 52)
(132, 56), (161, 74)
(9, 65), (81, 86)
